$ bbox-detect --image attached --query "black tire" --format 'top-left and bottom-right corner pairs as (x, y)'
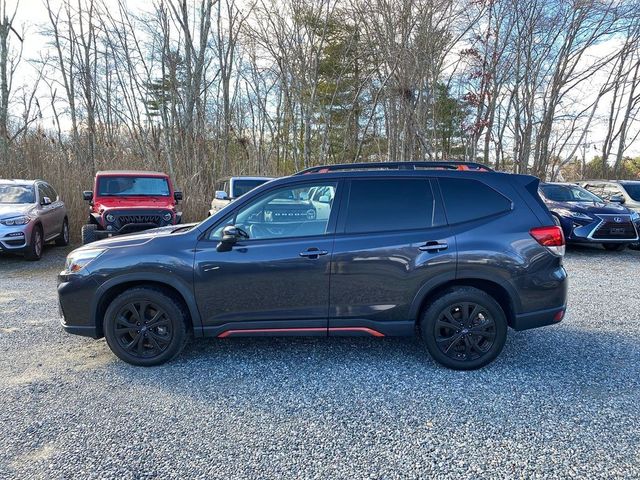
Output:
(420, 287), (508, 370)
(602, 243), (627, 251)
(24, 224), (44, 261)
(103, 287), (189, 366)
(55, 218), (70, 246)
(81, 224), (98, 245)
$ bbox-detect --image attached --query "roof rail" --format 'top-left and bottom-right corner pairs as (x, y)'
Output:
(295, 161), (494, 175)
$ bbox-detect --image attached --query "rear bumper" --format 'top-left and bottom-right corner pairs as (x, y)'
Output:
(512, 305), (566, 331)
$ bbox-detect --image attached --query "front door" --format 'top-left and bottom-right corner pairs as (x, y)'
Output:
(194, 180), (341, 337)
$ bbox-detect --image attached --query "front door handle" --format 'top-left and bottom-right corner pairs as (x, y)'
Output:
(419, 241), (448, 252)
(299, 248), (329, 259)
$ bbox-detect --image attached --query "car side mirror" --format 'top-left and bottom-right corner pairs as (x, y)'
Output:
(215, 190), (229, 200)
(83, 191), (93, 201)
(174, 190), (183, 202)
(216, 225), (243, 252)
(610, 194), (625, 204)
(318, 195), (330, 204)
(41, 196), (52, 206)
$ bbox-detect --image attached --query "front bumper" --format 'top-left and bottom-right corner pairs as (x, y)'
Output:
(0, 222), (34, 251)
(562, 214), (640, 244)
(58, 272), (101, 338)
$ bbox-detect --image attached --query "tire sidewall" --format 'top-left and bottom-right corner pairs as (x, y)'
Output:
(421, 288), (508, 370)
(103, 289), (187, 366)
(25, 225), (43, 261)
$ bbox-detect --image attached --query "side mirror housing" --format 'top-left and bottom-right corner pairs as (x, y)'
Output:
(174, 190), (183, 202)
(41, 196), (52, 206)
(83, 191), (93, 201)
(217, 225), (241, 252)
(215, 190), (229, 200)
(318, 195), (330, 204)
(610, 194), (625, 204)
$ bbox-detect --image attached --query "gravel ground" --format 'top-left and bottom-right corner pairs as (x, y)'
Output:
(1, 244), (639, 479)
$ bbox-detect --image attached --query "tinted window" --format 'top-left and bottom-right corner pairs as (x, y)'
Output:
(621, 183), (640, 201)
(345, 179), (435, 233)
(232, 179), (270, 198)
(439, 178), (511, 224)
(97, 176), (170, 196)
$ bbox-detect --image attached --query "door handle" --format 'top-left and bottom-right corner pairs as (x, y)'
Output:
(299, 248), (329, 259)
(419, 241), (448, 252)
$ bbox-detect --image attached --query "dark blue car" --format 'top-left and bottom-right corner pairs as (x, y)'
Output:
(539, 182), (640, 251)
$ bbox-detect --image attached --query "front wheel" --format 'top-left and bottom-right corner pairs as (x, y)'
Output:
(103, 287), (188, 366)
(602, 243), (627, 251)
(421, 287), (507, 370)
(81, 224), (98, 245)
(24, 225), (44, 261)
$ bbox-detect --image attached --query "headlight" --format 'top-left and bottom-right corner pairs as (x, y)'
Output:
(106, 213), (115, 223)
(64, 248), (105, 273)
(555, 209), (592, 221)
(163, 212), (172, 222)
(631, 211), (640, 221)
(0, 215), (32, 226)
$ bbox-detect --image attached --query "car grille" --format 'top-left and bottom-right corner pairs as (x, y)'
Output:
(115, 214), (162, 227)
(592, 218), (637, 239)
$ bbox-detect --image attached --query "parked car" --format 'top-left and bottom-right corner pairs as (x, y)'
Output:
(0, 179), (69, 260)
(81, 170), (183, 244)
(58, 161), (568, 370)
(539, 182), (640, 251)
(209, 176), (273, 216)
(576, 180), (640, 212)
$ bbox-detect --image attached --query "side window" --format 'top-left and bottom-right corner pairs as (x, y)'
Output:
(37, 184), (47, 204)
(210, 182), (338, 240)
(345, 179), (436, 234)
(439, 178), (511, 224)
(601, 184), (621, 200)
(44, 183), (58, 201)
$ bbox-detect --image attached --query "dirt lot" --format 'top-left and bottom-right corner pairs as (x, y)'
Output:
(1, 244), (639, 479)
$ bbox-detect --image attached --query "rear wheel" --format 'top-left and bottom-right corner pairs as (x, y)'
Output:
(602, 243), (627, 251)
(103, 287), (188, 366)
(81, 224), (98, 245)
(24, 225), (44, 261)
(421, 287), (507, 370)
(55, 218), (70, 246)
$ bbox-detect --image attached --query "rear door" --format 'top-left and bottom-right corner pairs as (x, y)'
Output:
(328, 177), (456, 336)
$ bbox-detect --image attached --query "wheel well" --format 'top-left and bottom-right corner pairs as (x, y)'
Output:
(417, 279), (515, 328)
(95, 281), (193, 337)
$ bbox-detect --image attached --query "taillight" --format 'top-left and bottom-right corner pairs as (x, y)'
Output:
(530, 225), (565, 256)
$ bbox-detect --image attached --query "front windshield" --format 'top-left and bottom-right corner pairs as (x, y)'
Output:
(0, 184), (35, 204)
(97, 176), (170, 196)
(540, 184), (603, 203)
(232, 179), (269, 198)
(621, 183), (640, 201)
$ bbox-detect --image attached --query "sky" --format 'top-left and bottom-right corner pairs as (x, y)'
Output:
(5, 0), (640, 162)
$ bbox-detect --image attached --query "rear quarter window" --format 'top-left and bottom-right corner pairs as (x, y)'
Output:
(439, 178), (512, 224)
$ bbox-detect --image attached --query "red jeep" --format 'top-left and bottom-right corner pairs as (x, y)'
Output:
(81, 170), (183, 244)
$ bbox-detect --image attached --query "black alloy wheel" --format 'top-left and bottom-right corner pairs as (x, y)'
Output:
(104, 288), (188, 366)
(422, 287), (507, 370)
(434, 302), (496, 362)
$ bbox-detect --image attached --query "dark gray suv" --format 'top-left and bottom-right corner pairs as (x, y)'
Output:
(58, 162), (568, 370)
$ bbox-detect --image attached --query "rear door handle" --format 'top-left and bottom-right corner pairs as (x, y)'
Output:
(419, 241), (448, 252)
(299, 248), (329, 259)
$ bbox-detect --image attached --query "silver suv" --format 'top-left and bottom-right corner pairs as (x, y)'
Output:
(0, 180), (69, 260)
(577, 180), (640, 212)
